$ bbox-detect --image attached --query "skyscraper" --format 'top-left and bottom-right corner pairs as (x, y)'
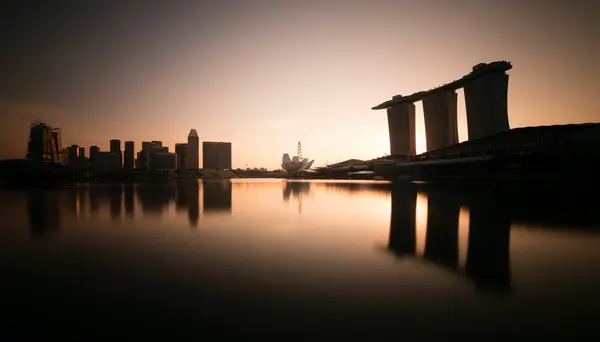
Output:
(27, 122), (60, 163)
(110, 139), (122, 168)
(202, 142), (232, 171)
(175, 143), (188, 170)
(90, 146), (100, 161)
(67, 145), (78, 165)
(186, 129), (199, 170)
(124, 141), (134, 170)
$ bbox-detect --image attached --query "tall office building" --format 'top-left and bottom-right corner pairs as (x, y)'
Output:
(186, 129), (199, 170)
(202, 142), (232, 171)
(67, 145), (78, 165)
(90, 146), (100, 161)
(139, 141), (167, 170)
(124, 141), (134, 170)
(26, 122), (60, 163)
(110, 139), (122, 168)
(175, 143), (188, 170)
(78, 147), (85, 159)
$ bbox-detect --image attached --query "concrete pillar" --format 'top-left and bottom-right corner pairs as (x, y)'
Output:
(424, 189), (460, 268)
(386, 102), (416, 156)
(387, 186), (417, 255)
(422, 89), (459, 151)
(463, 71), (510, 141)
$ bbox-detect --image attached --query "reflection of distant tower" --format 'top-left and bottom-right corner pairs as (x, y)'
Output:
(187, 182), (200, 227)
(124, 185), (134, 217)
(109, 185), (122, 219)
(136, 184), (177, 216)
(203, 180), (232, 213)
(176, 182), (200, 227)
(283, 182), (311, 214)
(27, 191), (60, 238)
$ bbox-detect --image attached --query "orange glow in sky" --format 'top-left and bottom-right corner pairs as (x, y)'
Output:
(0, 1), (598, 168)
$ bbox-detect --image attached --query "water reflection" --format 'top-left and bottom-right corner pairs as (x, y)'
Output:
(27, 190), (60, 238)
(109, 185), (122, 219)
(10, 180), (600, 338)
(136, 184), (177, 215)
(124, 185), (134, 217)
(283, 181), (311, 214)
(176, 181), (200, 227)
(384, 184), (511, 293)
(203, 180), (232, 214)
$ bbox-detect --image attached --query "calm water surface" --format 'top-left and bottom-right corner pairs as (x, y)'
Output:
(1, 179), (600, 339)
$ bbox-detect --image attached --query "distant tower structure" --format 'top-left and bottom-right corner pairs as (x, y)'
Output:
(67, 145), (78, 165)
(90, 146), (100, 161)
(186, 129), (199, 170)
(297, 141), (302, 160)
(26, 121), (61, 163)
(110, 139), (122, 168)
(124, 141), (134, 170)
(175, 143), (188, 170)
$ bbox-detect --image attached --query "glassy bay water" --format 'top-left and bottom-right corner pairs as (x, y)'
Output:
(1, 179), (600, 339)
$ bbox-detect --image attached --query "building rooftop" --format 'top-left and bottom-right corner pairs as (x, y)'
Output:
(189, 129), (198, 137)
(372, 61), (512, 110)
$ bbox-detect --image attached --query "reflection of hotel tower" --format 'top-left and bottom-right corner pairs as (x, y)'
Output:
(27, 191), (60, 238)
(176, 182), (200, 227)
(387, 185), (511, 292)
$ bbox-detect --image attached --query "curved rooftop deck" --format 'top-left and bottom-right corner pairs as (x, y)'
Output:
(372, 61), (512, 110)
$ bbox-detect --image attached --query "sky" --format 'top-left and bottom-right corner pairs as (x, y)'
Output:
(0, 0), (598, 169)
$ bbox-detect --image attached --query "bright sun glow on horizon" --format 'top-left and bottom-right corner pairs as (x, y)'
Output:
(1, 1), (598, 168)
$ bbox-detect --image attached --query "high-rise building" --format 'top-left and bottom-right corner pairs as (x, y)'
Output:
(67, 145), (78, 165)
(139, 141), (167, 170)
(26, 122), (60, 163)
(110, 139), (122, 168)
(202, 142), (232, 171)
(124, 141), (134, 170)
(78, 147), (85, 159)
(175, 143), (188, 170)
(90, 146), (100, 161)
(186, 129), (199, 170)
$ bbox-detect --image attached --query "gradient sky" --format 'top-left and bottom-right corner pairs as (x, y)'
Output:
(1, 0), (598, 168)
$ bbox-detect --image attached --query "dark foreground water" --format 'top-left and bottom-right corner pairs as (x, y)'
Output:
(1, 179), (600, 339)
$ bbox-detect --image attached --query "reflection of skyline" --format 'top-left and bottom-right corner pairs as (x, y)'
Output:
(323, 182), (391, 196)
(283, 181), (311, 214)
(386, 184), (512, 293)
(176, 181), (200, 228)
(27, 190), (60, 238)
(384, 183), (600, 294)
(203, 180), (232, 214)
(109, 185), (122, 219)
(136, 184), (177, 215)
(124, 185), (134, 217)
